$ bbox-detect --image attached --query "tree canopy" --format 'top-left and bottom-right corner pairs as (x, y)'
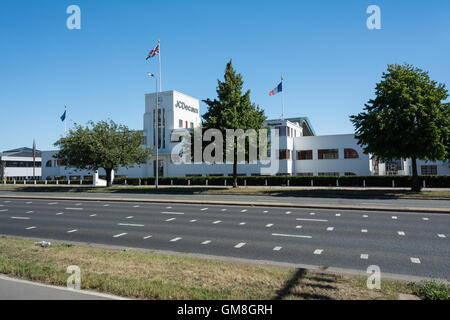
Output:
(351, 63), (449, 191)
(54, 120), (152, 187)
(203, 60), (266, 187)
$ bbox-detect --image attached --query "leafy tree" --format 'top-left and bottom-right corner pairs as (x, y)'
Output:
(54, 120), (152, 187)
(203, 60), (267, 187)
(351, 64), (449, 191)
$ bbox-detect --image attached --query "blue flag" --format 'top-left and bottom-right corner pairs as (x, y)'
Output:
(60, 110), (66, 122)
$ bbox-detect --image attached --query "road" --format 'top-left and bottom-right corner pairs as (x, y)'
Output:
(0, 197), (449, 280)
(0, 189), (449, 209)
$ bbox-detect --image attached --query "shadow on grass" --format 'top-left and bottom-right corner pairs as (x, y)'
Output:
(273, 268), (336, 300)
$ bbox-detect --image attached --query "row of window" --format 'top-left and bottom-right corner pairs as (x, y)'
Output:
(179, 119), (194, 129)
(277, 148), (360, 160)
(4, 161), (42, 168)
(45, 160), (63, 167)
(275, 126), (299, 138)
(421, 165), (437, 175)
(297, 172), (356, 177)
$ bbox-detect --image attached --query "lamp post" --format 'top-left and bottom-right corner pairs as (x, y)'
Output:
(148, 72), (159, 191)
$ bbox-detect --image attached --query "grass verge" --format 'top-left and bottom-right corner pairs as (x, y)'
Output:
(0, 236), (418, 300)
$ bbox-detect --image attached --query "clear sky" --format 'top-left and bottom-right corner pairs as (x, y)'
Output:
(1, 0), (449, 151)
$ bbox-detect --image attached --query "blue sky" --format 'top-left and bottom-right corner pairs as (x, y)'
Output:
(1, 0), (449, 151)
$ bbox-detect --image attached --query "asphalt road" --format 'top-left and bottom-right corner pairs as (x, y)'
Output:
(0, 198), (449, 280)
(0, 190), (449, 209)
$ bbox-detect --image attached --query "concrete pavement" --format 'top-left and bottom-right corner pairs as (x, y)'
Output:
(0, 197), (448, 280)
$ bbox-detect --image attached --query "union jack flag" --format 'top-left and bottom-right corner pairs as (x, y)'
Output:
(146, 44), (159, 60)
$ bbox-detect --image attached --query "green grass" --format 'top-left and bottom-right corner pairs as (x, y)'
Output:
(408, 280), (450, 300)
(0, 236), (418, 300)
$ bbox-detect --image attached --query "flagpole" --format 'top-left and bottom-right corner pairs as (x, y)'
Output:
(32, 139), (36, 180)
(158, 39), (162, 92)
(64, 105), (67, 137)
(281, 76), (284, 121)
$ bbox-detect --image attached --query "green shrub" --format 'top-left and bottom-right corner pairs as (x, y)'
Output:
(409, 280), (450, 300)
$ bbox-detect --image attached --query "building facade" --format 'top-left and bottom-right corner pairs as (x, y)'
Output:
(0, 148), (42, 181)
(38, 90), (449, 180)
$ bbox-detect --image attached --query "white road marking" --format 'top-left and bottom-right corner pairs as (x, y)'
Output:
(335, 213), (341, 217)
(266, 224), (274, 228)
(437, 234), (446, 238)
(361, 229), (368, 233)
(26, 202), (32, 204)
(0, 209), (9, 212)
(0, 204), (3, 207)
(26, 226), (36, 230)
(263, 210), (269, 213)
(26, 211), (34, 214)
(118, 223), (144, 227)
(189, 219), (197, 223)
(162, 212), (184, 215)
(65, 208), (83, 211)
(295, 225), (303, 229)
(4, 201), (11, 203)
(125, 216), (133, 219)
(133, 205), (140, 208)
(212, 220), (222, 224)
(392, 216), (398, 220)
(314, 249), (323, 255)
(75, 203), (82, 206)
(48, 202), (58, 205)
(239, 222), (246, 225)
(360, 254), (369, 260)
(410, 257), (421, 264)
(166, 206), (172, 209)
(67, 229), (78, 233)
(201, 208), (208, 211)
(103, 204), (110, 207)
(143, 235), (152, 239)
(422, 217), (429, 221)
(170, 237), (182, 242)
(113, 233), (127, 238)
(234, 242), (246, 248)
(326, 227), (334, 231)
(221, 209), (227, 212)
(295, 218), (328, 222)
(89, 214), (96, 217)
(11, 217), (30, 220)
(362, 215), (368, 218)
(56, 212), (64, 216)
(165, 218), (176, 222)
(398, 231), (405, 236)
(309, 212), (316, 216)
(241, 209), (247, 213)
(201, 240), (211, 245)
(272, 233), (312, 239)
(285, 211), (291, 215)
(273, 246), (282, 251)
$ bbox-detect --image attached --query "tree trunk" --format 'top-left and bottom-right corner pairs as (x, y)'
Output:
(411, 157), (421, 192)
(233, 147), (238, 188)
(105, 168), (113, 188)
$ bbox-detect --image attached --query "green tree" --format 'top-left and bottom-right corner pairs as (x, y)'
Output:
(54, 120), (152, 187)
(351, 64), (449, 191)
(203, 60), (267, 187)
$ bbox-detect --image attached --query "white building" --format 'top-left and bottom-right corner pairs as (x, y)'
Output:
(0, 148), (42, 181)
(39, 90), (449, 180)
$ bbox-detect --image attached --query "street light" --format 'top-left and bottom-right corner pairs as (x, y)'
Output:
(148, 72), (159, 191)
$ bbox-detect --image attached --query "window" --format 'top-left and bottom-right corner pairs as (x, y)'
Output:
(179, 120), (183, 128)
(297, 172), (313, 177)
(297, 150), (313, 160)
(278, 149), (291, 160)
(344, 148), (359, 159)
(318, 149), (339, 160)
(421, 165), (437, 175)
(185, 121), (188, 128)
(344, 172), (356, 176)
(190, 122), (194, 129)
(45, 160), (52, 167)
(318, 172), (339, 176)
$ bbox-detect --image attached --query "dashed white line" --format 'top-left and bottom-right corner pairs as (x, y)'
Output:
(309, 212), (316, 216)
(266, 224), (274, 228)
(4, 201), (11, 203)
(11, 217), (30, 220)
(437, 234), (446, 238)
(397, 231), (406, 236)
(56, 212), (64, 216)
(125, 216), (134, 219)
(166, 206), (172, 209)
(295, 218), (328, 222)
(392, 216), (398, 220)
(326, 227), (334, 231)
(273, 246), (282, 251)
(65, 208), (83, 211)
(360, 254), (369, 260)
(89, 214), (96, 217)
(272, 233), (312, 239)
(234, 242), (246, 248)
(165, 218), (176, 222)
(113, 233), (127, 238)
(189, 219), (197, 223)
(285, 211), (291, 215)
(67, 229), (78, 233)
(263, 210), (269, 213)
(239, 222), (246, 225)
(212, 220), (222, 224)
(361, 229), (368, 233)
(26, 226), (36, 230)
(201, 240), (211, 245)
(26, 202), (32, 204)
(170, 237), (182, 242)
(0, 209), (9, 212)
(48, 202), (58, 205)
(362, 215), (368, 218)
(410, 257), (421, 264)
(422, 217), (429, 221)
(295, 225), (303, 229)
(75, 203), (82, 206)
(221, 209), (227, 212)
(143, 235), (152, 239)
(335, 213), (341, 217)
(103, 204), (110, 207)
(314, 249), (323, 255)
(241, 209), (247, 213)
(162, 212), (184, 215)
(26, 211), (34, 214)
(118, 223), (144, 227)
(133, 205), (140, 208)
(201, 208), (208, 211)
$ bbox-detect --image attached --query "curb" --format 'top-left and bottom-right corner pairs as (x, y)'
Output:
(0, 194), (449, 214)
